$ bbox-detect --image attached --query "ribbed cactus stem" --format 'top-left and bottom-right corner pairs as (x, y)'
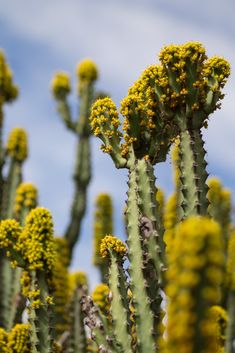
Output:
(4, 159), (22, 219)
(30, 270), (54, 353)
(65, 136), (91, 254)
(136, 159), (165, 269)
(76, 82), (93, 135)
(226, 292), (235, 353)
(178, 128), (198, 219)
(93, 194), (113, 283)
(108, 252), (132, 353)
(0, 254), (12, 329)
(126, 164), (155, 353)
(68, 285), (87, 353)
(7, 266), (21, 331)
(189, 129), (209, 215)
(57, 99), (76, 131)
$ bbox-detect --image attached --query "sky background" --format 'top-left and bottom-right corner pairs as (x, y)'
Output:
(0, 0), (234, 289)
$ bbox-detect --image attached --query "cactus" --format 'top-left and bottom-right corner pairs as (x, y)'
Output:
(0, 42), (233, 353)
(93, 194), (113, 282)
(165, 216), (224, 353)
(51, 59), (99, 259)
(0, 208), (56, 352)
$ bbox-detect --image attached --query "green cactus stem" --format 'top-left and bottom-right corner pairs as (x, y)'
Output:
(93, 194), (113, 283)
(100, 235), (132, 353)
(4, 128), (28, 219)
(67, 284), (87, 353)
(52, 59), (99, 258)
(125, 162), (156, 353)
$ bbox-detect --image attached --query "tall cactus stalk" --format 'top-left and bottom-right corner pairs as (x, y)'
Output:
(51, 59), (99, 259)
(93, 194), (113, 283)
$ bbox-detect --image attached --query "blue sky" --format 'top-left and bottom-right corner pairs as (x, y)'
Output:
(0, 0), (234, 288)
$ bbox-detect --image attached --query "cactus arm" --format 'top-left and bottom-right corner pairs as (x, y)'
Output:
(65, 136), (91, 254)
(189, 129), (209, 215)
(126, 164), (155, 353)
(4, 159), (22, 219)
(65, 71), (94, 256)
(225, 291), (235, 353)
(7, 266), (22, 331)
(0, 254), (12, 329)
(108, 252), (132, 353)
(90, 97), (127, 169)
(93, 194), (113, 283)
(68, 285), (87, 353)
(28, 270), (54, 353)
(178, 127), (198, 219)
(57, 98), (76, 132)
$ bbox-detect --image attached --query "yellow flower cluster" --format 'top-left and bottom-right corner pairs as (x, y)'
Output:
(100, 235), (127, 259)
(17, 207), (56, 271)
(90, 97), (121, 140)
(159, 42), (206, 67)
(6, 128), (28, 162)
(52, 237), (70, 335)
(92, 283), (110, 314)
(76, 59), (98, 84)
(0, 324), (30, 353)
(0, 219), (22, 250)
(51, 72), (71, 100)
(209, 305), (228, 351)
(0, 328), (8, 352)
(163, 193), (177, 256)
(120, 64), (174, 159)
(0, 50), (18, 104)
(93, 193), (113, 266)
(203, 56), (230, 88)
(7, 324), (30, 353)
(208, 178), (231, 233)
(166, 216), (224, 353)
(171, 138), (180, 190)
(158, 42), (230, 119)
(14, 182), (38, 216)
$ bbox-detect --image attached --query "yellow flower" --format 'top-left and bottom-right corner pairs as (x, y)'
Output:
(76, 59), (98, 83)
(51, 71), (71, 100)
(6, 128), (28, 162)
(100, 235), (127, 259)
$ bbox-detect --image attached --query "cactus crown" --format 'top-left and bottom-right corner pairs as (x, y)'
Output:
(100, 235), (127, 259)
(158, 42), (230, 128)
(6, 128), (28, 162)
(14, 182), (38, 214)
(51, 71), (71, 100)
(76, 59), (98, 84)
(0, 49), (18, 104)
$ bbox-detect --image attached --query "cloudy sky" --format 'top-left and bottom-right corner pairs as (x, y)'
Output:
(0, 0), (234, 288)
